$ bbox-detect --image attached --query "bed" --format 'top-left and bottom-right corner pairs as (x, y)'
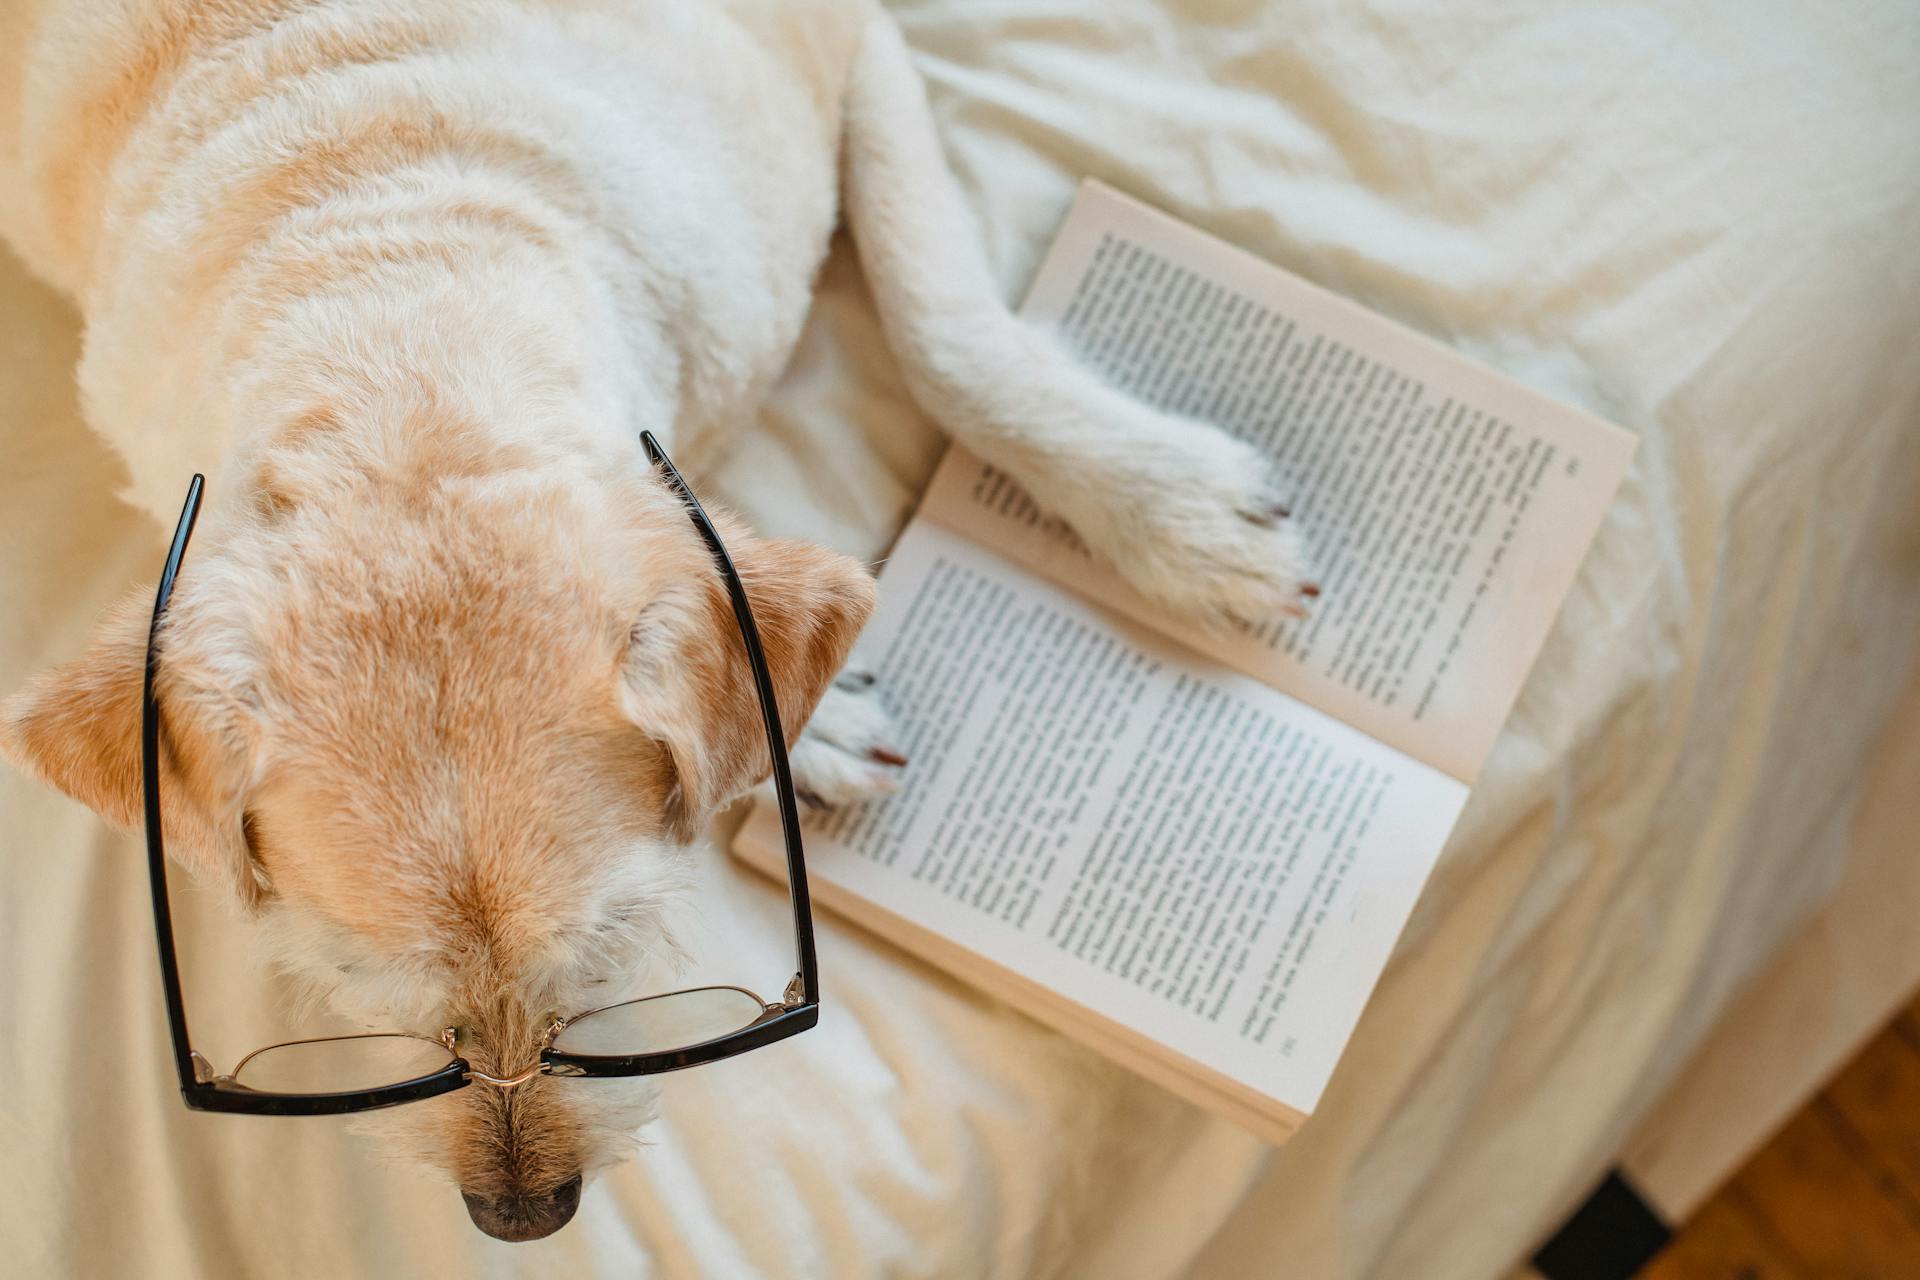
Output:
(3, 1), (1918, 1276)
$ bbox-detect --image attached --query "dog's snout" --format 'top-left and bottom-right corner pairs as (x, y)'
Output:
(461, 1173), (583, 1242)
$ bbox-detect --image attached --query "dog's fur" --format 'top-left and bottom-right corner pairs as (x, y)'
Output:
(0, 0), (1312, 1241)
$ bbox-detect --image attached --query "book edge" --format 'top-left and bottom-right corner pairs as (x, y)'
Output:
(1072, 176), (1641, 460)
(739, 826), (1308, 1147)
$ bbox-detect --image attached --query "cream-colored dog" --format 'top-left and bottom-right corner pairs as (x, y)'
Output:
(0, 0), (1313, 1242)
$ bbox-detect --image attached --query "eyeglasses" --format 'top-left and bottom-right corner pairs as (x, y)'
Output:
(142, 431), (819, 1114)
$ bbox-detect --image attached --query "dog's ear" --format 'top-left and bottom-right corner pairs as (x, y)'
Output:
(0, 590), (269, 909)
(622, 526), (875, 841)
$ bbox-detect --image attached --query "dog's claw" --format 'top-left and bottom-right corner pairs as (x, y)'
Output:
(790, 673), (905, 808)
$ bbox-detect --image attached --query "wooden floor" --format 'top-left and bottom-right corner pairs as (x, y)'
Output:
(1639, 989), (1920, 1278)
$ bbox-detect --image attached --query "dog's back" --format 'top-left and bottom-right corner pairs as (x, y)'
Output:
(2, 0), (867, 518)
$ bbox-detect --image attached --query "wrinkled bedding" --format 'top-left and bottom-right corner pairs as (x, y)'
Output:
(3, 2), (1919, 1277)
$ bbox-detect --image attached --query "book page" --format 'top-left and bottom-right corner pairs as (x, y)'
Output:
(919, 181), (1637, 782)
(737, 518), (1466, 1116)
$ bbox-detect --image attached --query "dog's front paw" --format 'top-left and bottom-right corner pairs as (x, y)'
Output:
(787, 670), (907, 809)
(1039, 413), (1319, 632)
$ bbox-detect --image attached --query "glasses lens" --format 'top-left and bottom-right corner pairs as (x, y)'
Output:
(231, 1033), (457, 1094)
(551, 986), (768, 1057)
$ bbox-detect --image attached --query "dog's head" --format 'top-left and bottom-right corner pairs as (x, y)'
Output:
(0, 456), (872, 1241)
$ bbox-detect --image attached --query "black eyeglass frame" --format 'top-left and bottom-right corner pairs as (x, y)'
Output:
(142, 431), (820, 1115)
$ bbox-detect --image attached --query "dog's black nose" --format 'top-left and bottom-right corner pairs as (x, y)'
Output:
(461, 1173), (583, 1242)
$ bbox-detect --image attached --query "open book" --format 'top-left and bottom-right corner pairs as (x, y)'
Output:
(734, 180), (1636, 1143)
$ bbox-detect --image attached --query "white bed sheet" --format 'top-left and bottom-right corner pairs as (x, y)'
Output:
(4, 2), (1919, 1277)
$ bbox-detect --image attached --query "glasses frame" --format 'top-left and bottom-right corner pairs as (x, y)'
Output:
(143, 431), (820, 1115)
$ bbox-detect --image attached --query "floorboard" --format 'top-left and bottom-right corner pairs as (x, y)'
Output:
(1637, 1193), (1806, 1280)
(1637, 991), (1920, 1278)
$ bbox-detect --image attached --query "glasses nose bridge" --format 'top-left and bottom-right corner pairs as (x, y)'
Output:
(455, 1018), (567, 1090)
(464, 1061), (549, 1090)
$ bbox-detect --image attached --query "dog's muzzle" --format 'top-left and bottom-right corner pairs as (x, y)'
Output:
(461, 1173), (583, 1242)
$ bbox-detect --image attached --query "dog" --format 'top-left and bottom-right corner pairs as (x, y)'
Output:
(0, 0), (1314, 1242)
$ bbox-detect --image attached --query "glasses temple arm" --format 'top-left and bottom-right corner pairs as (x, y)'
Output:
(143, 473), (209, 1093)
(640, 432), (819, 1005)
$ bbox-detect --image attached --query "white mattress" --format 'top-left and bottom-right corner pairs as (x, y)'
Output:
(3, 2), (1919, 1277)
